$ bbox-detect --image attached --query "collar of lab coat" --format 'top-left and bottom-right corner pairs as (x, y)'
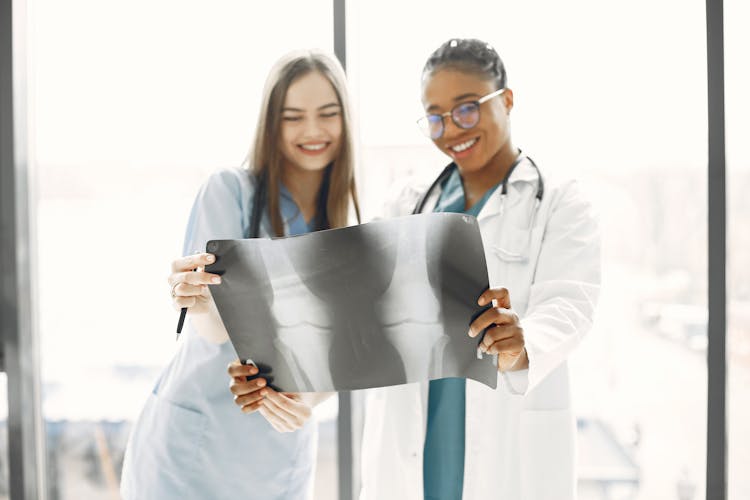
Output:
(422, 156), (541, 220)
(478, 157), (540, 221)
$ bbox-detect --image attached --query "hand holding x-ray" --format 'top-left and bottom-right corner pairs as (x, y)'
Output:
(469, 287), (528, 372)
(207, 213), (498, 392)
(228, 360), (328, 431)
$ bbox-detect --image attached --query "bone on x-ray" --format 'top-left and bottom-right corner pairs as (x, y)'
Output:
(205, 213), (497, 392)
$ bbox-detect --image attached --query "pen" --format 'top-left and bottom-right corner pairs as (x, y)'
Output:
(176, 306), (188, 341)
(176, 256), (199, 341)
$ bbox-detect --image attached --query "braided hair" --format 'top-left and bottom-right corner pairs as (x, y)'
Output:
(422, 38), (507, 90)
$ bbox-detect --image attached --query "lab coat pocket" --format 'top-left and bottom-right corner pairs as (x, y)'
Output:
(489, 226), (543, 313)
(493, 227), (533, 263)
(121, 393), (208, 499)
(519, 408), (576, 500)
(492, 224), (546, 264)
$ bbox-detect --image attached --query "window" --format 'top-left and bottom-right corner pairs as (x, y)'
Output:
(29, 1), (336, 497)
(725, 0), (750, 498)
(7, 1), (741, 498)
(348, 1), (709, 497)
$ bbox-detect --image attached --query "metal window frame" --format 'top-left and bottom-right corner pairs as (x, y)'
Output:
(0, 1), (730, 499)
(333, 3), (365, 500)
(1, 0), (48, 499)
(705, 0), (727, 498)
(333, 2), (730, 500)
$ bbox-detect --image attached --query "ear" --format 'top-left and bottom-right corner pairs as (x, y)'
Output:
(502, 88), (514, 114)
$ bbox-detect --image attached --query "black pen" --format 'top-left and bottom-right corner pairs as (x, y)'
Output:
(176, 306), (188, 341)
(176, 262), (198, 341)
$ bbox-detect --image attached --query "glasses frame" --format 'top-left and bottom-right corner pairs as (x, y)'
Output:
(417, 88), (506, 139)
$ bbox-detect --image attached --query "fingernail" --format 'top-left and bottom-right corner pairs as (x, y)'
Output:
(206, 254), (215, 263)
(212, 276), (221, 284)
(260, 389), (267, 397)
(478, 296), (486, 306)
(467, 329), (475, 338)
(257, 379), (266, 387)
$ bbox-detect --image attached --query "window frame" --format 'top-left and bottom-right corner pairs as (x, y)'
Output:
(1, 0), (729, 498)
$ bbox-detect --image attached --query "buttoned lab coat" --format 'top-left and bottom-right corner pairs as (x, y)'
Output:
(360, 158), (601, 500)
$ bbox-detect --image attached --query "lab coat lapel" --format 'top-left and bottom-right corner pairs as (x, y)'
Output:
(476, 188), (505, 221)
(477, 158), (540, 223)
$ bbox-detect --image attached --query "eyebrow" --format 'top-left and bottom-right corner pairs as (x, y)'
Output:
(426, 93), (482, 112)
(282, 102), (341, 113)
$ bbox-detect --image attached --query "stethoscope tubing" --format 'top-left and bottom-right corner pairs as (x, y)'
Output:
(412, 152), (544, 215)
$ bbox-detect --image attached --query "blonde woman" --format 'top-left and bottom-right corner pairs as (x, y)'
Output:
(121, 49), (360, 500)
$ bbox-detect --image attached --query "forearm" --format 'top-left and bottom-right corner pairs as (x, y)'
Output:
(503, 348), (529, 371)
(189, 296), (229, 344)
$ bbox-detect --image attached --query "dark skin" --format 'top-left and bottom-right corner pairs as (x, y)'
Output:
(470, 287), (528, 371)
(422, 68), (528, 372)
(422, 69), (519, 211)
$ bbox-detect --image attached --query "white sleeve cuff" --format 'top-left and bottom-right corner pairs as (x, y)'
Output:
(501, 369), (530, 395)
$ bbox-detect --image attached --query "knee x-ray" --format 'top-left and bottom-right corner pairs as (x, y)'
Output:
(205, 213), (497, 392)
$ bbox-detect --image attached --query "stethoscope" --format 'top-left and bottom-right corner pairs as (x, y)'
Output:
(412, 151), (544, 216)
(247, 164), (338, 239)
(410, 152), (544, 360)
(249, 170), (268, 239)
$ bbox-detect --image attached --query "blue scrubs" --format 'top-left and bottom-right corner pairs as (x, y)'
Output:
(121, 168), (318, 500)
(423, 167), (501, 500)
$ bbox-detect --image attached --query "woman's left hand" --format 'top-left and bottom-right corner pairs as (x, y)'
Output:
(256, 390), (314, 433)
(468, 287), (529, 372)
(228, 360), (319, 433)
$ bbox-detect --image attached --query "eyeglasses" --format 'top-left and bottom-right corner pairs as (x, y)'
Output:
(417, 88), (506, 140)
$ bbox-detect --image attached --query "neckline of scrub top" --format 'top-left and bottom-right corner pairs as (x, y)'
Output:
(432, 166), (502, 217)
(279, 181), (317, 235)
(424, 167), (503, 500)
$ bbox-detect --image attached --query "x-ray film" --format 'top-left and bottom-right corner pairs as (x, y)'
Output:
(205, 213), (497, 392)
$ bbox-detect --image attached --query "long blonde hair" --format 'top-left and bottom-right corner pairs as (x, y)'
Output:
(248, 49), (360, 236)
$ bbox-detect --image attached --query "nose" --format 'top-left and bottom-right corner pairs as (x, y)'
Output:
(302, 116), (324, 138)
(440, 115), (463, 141)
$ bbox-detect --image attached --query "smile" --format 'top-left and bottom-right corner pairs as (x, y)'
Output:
(450, 138), (478, 153)
(297, 142), (330, 155)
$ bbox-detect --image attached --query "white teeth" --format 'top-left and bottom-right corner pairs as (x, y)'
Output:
(451, 138), (477, 153)
(300, 143), (326, 151)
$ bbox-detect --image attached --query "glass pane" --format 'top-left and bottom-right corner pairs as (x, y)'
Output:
(29, 1), (336, 498)
(726, 0), (750, 498)
(349, 1), (708, 498)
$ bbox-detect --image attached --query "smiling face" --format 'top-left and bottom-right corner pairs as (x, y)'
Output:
(279, 71), (343, 174)
(421, 68), (514, 174)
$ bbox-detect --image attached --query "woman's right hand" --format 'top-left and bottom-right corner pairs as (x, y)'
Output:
(168, 253), (221, 316)
(468, 287), (528, 372)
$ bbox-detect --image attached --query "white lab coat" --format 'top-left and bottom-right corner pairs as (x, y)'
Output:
(360, 157), (601, 500)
